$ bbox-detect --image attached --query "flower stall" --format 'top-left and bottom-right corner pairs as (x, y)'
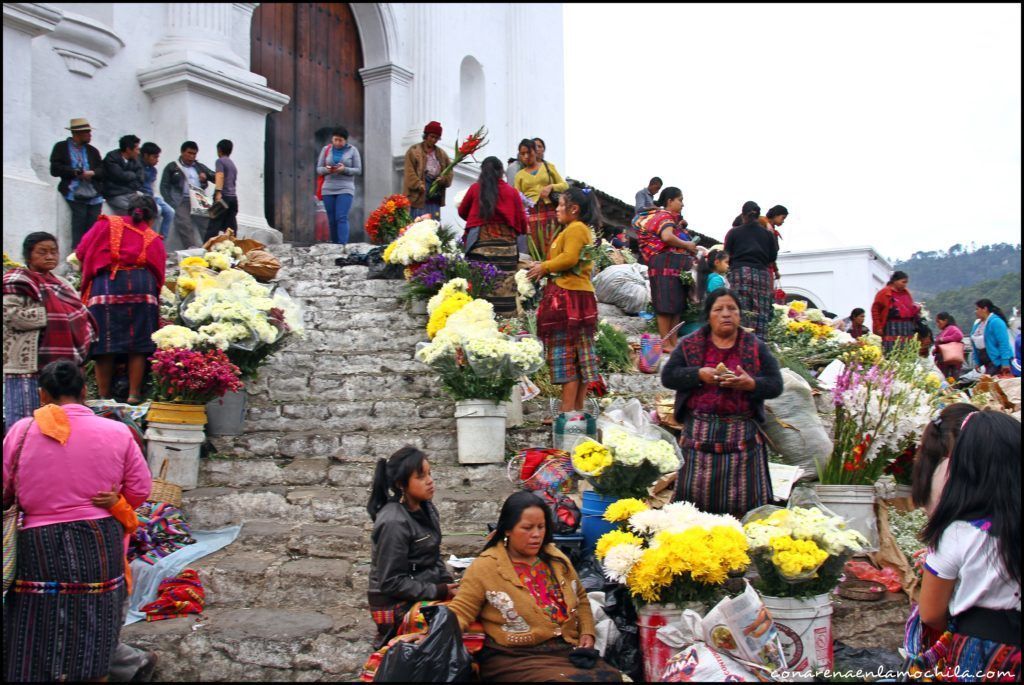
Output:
(595, 500), (750, 681)
(365, 194), (413, 245)
(743, 504), (869, 676)
(415, 279), (544, 463)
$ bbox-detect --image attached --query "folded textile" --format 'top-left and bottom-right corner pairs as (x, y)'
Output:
(129, 502), (196, 565)
(140, 568), (204, 621)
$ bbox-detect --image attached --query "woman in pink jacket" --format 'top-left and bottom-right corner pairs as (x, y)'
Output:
(933, 312), (966, 380)
(3, 360), (152, 682)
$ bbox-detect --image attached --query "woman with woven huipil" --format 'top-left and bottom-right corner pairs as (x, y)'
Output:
(724, 201), (778, 339)
(3, 360), (151, 682)
(527, 187), (601, 416)
(515, 139), (569, 258)
(870, 270), (921, 355)
(74, 194), (166, 404)
(661, 288), (784, 518)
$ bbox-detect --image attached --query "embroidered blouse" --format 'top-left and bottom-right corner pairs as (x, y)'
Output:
(685, 341), (754, 416)
(513, 559), (569, 624)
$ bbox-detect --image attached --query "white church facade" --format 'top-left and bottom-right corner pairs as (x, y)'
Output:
(3, 2), (566, 253)
(776, 246), (893, 325)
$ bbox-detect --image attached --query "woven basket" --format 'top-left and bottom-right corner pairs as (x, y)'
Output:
(507, 449), (574, 494)
(837, 578), (887, 602)
(150, 460), (183, 508)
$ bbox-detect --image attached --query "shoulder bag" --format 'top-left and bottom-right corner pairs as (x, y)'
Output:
(315, 145), (331, 201)
(68, 142), (99, 202)
(542, 161), (562, 206)
(3, 420), (32, 595)
(936, 341), (965, 366)
(175, 161), (213, 216)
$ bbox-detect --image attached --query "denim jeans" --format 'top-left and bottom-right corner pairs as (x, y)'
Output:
(323, 193), (354, 244)
(153, 196), (175, 238)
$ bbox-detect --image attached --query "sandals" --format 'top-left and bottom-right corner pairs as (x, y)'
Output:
(126, 395), (142, 406)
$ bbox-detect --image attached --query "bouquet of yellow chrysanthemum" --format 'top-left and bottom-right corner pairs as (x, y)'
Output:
(596, 501), (749, 607)
(571, 440), (613, 477)
(743, 504), (867, 598)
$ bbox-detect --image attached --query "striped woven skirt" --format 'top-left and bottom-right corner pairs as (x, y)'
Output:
(545, 327), (600, 385)
(727, 265), (774, 339)
(466, 222), (519, 316)
(674, 413), (772, 519)
(882, 318), (917, 354)
(87, 267), (160, 357)
(4, 517), (127, 682)
(903, 606), (1021, 681)
(648, 251), (693, 315)
(4, 373), (39, 434)
(527, 203), (560, 258)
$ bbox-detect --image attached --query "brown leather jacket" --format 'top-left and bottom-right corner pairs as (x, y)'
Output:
(402, 142), (453, 208)
(447, 543), (597, 648)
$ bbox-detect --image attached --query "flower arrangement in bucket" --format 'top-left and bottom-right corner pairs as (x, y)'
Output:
(595, 499), (750, 607)
(365, 194), (413, 245)
(382, 217), (457, 267)
(415, 279), (544, 402)
(149, 347), (242, 405)
(742, 505), (868, 599)
(571, 431), (679, 501)
(818, 339), (936, 485)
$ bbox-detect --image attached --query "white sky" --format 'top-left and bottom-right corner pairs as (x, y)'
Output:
(563, 3), (1022, 262)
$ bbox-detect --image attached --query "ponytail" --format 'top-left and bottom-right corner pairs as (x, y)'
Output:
(127, 194), (158, 226)
(563, 186), (603, 230)
(696, 248), (726, 301)
(365, 446), (430, 522)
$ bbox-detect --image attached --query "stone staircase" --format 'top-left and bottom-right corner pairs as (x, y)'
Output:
(122, 243), (666, 681)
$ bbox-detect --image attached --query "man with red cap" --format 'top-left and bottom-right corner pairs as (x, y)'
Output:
(402, 121), (453, 219)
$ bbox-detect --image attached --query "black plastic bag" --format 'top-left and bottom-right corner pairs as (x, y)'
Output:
(601, 583), (643, 683)
(366, 246), (405, 280)
(373, 605), (473, 682)
(575, 553), (606, 593)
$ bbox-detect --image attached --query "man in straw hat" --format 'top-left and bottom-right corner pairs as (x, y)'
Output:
(49, 117), (105, 248)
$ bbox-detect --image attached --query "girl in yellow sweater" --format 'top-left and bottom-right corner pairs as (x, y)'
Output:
(527, 187), (600, 415)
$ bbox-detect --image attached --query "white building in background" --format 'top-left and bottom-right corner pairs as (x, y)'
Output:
(776, 246), (892, 326)
(3, 3), (565, 253)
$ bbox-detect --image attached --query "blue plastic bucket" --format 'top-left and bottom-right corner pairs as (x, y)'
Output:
(580, 491), (619, 551)
(679, 321), (703, 337)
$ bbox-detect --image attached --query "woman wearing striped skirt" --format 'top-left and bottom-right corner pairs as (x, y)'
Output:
(661, 289), (784, 519)
(3, 232), (96, 432)
(871, 270), (922, 355)
(724, 201), (778, 339)
(75, 195), (166, 404)
(458, 156), (528, 316)
(4, 360), (152, 681)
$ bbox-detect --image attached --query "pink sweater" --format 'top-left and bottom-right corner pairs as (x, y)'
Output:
(3, 404), (152, 529)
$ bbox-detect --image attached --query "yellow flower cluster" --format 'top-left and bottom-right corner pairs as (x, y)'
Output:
(3, 251), (25, 269)
(595, 530), (644, 561)
(571, 439), (613, 476)
(180, 256), (210, 270)
(626, 526), (749, 603)
(603, 498), (649, 523)
(789, 300), (808, 313)
(787, 319), (834, 339)
(842, 341), (883, 367)
(426, 291), (472, 339)
(769, 536), (828, 579)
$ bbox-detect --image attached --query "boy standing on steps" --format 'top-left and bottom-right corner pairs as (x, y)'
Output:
(206, 139), (239, 241)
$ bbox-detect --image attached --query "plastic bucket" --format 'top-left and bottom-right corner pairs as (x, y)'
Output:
(147, 401), (207, 426)
(762, 593), (833, 679)
(454, 399), (507, 464)
(205, 387), (248, 436)
(580, 490), (618, 552)
(814, 484), (879, 551)
(636, 603), (685, 682)
(504, 385), (524, 428)
(409, 299), (428, 315)
(145, 421), (205, 490)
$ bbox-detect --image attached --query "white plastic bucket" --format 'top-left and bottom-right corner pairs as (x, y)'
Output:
(145, 421), (205, 490)
(454, 399), (507, 464)
(814, 484), (879, 551)
(409, 299), (428, 315)
(205, 387), (248, 436)
(762, 593), (833, 680)
(637, 603), (686, 682)
(504, 386), (524, 428)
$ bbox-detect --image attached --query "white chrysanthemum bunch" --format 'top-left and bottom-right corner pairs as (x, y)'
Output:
(515, 269), (535, 298)
(601, 426), (680, 473)
(384, 220), (442, 265)
(507, 336), (543, 375)
(152, 325), (199, 350)
(626, 502), (741, 537)
(442, 298), (499, 341)
(602, 543), (645, 584)
(743, 507), (868, 556)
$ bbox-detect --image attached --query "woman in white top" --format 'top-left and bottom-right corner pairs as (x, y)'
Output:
(904, 410), (1021, 681)
(910, 403), (978, 515)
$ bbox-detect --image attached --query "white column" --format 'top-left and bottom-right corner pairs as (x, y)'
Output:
(360, 63), (414, 239)
(505, 4), (530, 149)
(402, 4), (445, 146)
(138, 2), (289, 244)
(3, 3), (63, 256)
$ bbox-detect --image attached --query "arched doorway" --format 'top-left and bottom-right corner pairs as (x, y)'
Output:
(251, 3), (365, 244)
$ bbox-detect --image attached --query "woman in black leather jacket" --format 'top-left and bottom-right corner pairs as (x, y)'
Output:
(366, 446), (455, 648)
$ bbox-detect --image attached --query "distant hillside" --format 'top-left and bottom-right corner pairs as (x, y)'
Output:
(926, 270), (1021, 331)
(894, 242), (1021, 300)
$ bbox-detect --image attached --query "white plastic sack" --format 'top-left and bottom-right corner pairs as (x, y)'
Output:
(587, 591), (621, 657)
(764, 369), (833, 479)
(592, 263), (650, 314)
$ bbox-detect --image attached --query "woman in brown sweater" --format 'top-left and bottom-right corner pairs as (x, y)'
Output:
(448, 492), (622, 682)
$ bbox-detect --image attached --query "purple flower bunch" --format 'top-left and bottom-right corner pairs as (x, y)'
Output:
(832, 362), (895, 407)
(407, 253), (502, 300)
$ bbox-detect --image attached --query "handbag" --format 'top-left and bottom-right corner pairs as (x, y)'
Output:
(3, 420), (32, 595)
(72, 178), (100, 202)
(539, 490), (581, 534)
(542, 161), (561, 205)
(208, 198), (229, 219)
(315, 145), (331, 201)
(936, 341), (965, 366)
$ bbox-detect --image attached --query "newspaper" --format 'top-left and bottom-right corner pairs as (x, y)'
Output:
(768, 463), (804, 501)
(698, 582), (788, 678)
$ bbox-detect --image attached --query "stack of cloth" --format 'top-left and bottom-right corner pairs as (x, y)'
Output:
(129, 502), (196, 565)
(140, 569), (204, 621)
